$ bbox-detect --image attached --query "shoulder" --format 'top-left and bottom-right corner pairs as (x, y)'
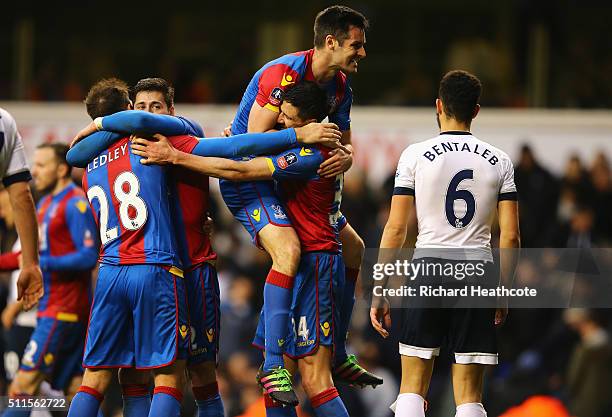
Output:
(177, 116), (204, 137)
(0, 107), (17, 135)
(258, 51), (308, 79)
(473, 136), (514, 166)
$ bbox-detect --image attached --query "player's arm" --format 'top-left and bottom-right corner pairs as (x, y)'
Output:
(0, 251), (20, 271)
(67, 131), (123, 168)
(247, 65), (294, 133)
(2, 113), (43, 309)
(248, 101), (281, 133)
(39, 198), (99, 273)
(72, 111), (198, 146)
(319, 86), (354, 177)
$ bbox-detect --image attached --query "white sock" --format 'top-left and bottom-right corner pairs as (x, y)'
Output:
(392, 393), (425, 417)
(456, 402), (487, 417)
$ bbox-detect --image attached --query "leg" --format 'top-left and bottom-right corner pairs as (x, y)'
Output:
(298, 346), (348, 417)
(118, 368), (151, 417)
(189, 361), (223, 417)
(452, 364), (487, 417)
(256, 224), (300, 405)
(67, 369), (112, 417)
(261, 353), (298, 417)
(392, 356), (434, 417)
(148, 361), (186, 417)
(333, 221), (383, 387)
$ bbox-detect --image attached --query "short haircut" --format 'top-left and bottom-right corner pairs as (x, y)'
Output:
(313, 5), (369, 48)
(132, 77), (175, 108)
(282, 81), (330, 122)
(84, 78), (130, 119)
(438, 70), (482, 124)
(37, 143), (71, 176)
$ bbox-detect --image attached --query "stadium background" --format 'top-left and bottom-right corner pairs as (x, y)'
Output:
(2, 1), (612, 416)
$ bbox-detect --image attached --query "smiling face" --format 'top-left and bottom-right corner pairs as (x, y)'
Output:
(332, 25), (366, 73)
(134, 90), (174, 115)
(278, 101), (308, 129)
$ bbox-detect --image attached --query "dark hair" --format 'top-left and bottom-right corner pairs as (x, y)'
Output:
(282, 81), (330, 122)
(438, 70), (482, 124)
(37, 143), (71, 176)
(131, 77), (175, 108)
(84, 78), (130, 119)
(314, 5), (369, 48)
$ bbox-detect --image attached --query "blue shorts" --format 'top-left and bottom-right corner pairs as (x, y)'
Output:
(83, 264), (189, 369)
(19, 317), (86, 390)
(220, 179), (348, 245)
(219, 179), (292, 244)
(184, 263), (220, 365)
(253, 252), (345, 358)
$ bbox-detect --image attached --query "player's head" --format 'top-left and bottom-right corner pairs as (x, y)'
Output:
(85, 78), (132, 120)
(436, 70), (481, 129)
(313, 5), (368, 74)
(278, 81), (330, 128)
(32, 143), (71, 193)
(132, 77), (175, 115)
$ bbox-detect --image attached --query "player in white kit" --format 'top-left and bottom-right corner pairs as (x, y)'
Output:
(371, 71), (521, 417)
(0, 108), (43, 310)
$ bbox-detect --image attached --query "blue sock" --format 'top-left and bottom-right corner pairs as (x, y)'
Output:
(121, 384), (150, 417)
(335, 268), (359, 364)
(148, 388), (181, 417)
(311, 387), (349, 417)
(264, 394), (297, 417)
(263, 269), (294, 371)
(97, 408), (105, 417)
(193, 383), (224, 417)
(67, 388), (103, 417)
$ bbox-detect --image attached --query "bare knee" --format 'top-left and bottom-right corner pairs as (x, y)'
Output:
(81, 369), (114, 394)
(11, 370), (44, 395)
(153, 360), (186, 389)
(188, 361), (217, 387)
(400, 356), (435, 398)
(298, 348), (333, 398)
(259, 226), (301, 276)
(452, 364), (486, 405)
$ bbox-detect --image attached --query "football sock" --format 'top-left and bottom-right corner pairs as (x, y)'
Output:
(335, 267), (359, 363)
(263, 269), (295, 371)
(310, 387), (349, 417)
(121, 384), (150, 417)
(393, 393), (425, 417)
(193, 382), (224, 417)
(456, 402), (487, 417)
(148, 387), (182, 417)
(264, 394), (297, 417)
(67, 387), (104, 417)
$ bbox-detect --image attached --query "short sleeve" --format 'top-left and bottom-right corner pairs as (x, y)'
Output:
(393, 146), (417, 196)
(498, 155), (518, 201)
(328, 83), (352, 132)
(0, 110), (31, 186)
(255, 65), (300, 112)
(169, 135), (199, 154)
(267, 146), (324, 181)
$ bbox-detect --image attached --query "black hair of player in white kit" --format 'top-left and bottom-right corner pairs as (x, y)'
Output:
(438, 70), (482, 124)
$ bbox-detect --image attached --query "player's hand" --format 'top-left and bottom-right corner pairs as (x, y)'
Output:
(16, 264), (43, 311)
(203, 215), (214, 237)
(318, 147), (353, 178)
(222, 122), (233, 137)
(495, 307), (508, 326)
(295, 122), (342, 146)
(131, 134), (177, 165)
(370, 297), (391, 338)
(70, 121), (98, 148)
(2, 301), (23, 330)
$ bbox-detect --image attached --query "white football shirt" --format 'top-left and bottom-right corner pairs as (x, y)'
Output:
(0, 108), (31, 186)
(394, 131), (517, 261)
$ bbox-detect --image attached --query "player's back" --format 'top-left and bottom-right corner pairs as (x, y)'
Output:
(82, 136), (181, 267)
(395, 131), (517, 260)
(272, 146), (342, 253)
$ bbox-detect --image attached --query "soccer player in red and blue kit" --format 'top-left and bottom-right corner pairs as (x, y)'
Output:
(226, 6), (380, 399)
(132, 81), (352, 417)
(2, 144), (98, 417)
(66, 78), (342, 417)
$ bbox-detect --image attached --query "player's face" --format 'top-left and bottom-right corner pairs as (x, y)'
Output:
(134, 91), (174, 115)
(334, 26), (366, 73)
(278, 102), (307, 128)
(31, 148), (61, 193)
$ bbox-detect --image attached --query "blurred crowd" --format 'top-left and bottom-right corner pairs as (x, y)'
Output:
(1, 144), (612, 417)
